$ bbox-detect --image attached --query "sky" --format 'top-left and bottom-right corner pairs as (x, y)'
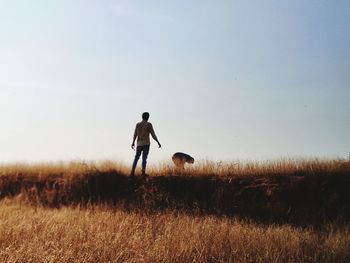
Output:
(0, 0), (349, 164)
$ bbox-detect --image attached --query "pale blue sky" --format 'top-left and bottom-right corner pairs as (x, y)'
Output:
(0, 0), (349, 163)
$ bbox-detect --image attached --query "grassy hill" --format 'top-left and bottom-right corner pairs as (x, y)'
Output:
(1, 159), (350, 262)
(1, 159), (349, 224)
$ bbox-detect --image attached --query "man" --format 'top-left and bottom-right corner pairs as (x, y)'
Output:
(130, 112), (161, 177)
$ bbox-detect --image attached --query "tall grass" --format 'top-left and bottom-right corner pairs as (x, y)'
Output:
(1, 158), (348, 178)
(0, 199), (349, 263)
(0, 159), (349, 262)
(0, 158), (349, 224)
(147, 158), (349, 177)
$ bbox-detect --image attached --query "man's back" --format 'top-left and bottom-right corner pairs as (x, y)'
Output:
(134, 120), (156, 146)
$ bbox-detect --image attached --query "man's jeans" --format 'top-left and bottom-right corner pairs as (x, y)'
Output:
(130, 145), (150, 176)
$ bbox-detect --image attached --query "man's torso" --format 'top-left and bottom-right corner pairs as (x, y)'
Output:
(136, 121), (152, 146)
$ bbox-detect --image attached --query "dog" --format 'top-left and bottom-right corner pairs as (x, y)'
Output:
(172, 152), (194, 169)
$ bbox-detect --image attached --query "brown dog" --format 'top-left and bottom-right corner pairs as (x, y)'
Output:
(172, 152), (194, 169)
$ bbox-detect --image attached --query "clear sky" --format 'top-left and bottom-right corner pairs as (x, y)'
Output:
(1, 0), (349, 164)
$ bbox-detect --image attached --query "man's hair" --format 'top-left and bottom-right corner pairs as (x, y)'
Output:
(142, 112), (150, 121)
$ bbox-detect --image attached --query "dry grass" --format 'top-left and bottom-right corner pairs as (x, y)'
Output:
(0, 199), (349, 263)
(0, 159), (349, 223)
(0, 159), (349, 262)
(1, 158), (348, 178)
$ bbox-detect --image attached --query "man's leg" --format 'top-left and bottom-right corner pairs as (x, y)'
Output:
(141, 145), (150, 176)
(130, 147), (142, 176)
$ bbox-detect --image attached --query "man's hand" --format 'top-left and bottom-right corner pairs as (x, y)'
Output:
(131, 142), (135, 150)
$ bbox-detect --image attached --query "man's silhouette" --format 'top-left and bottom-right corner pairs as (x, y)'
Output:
(130, 112), (161, 177)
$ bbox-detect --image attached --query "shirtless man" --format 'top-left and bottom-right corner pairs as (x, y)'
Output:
(130, 112), (161, 177)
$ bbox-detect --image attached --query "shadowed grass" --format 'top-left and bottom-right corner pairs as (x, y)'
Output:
(0, 159), (349, 225)
(0, 159), (349, 262)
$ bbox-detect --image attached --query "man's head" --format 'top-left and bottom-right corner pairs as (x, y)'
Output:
(142, 112), (150, 121)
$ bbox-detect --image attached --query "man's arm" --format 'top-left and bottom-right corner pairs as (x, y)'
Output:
(150, 124), (161, 148)
(131, 124), (137, 150)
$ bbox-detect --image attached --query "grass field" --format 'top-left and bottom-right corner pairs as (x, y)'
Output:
(0, 159), (349, 262)
(0, 199), (349, 263)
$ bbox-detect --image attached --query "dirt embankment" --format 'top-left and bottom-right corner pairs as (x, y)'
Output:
(1, 168), (349, 224)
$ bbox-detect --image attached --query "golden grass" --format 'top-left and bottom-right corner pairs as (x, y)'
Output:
(138, 158), (350, 177)
(0, 158), (348, 178)
(0, 159), (349, 262)
(0, 199), (349, 263)
(0, 158), (349, 221)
